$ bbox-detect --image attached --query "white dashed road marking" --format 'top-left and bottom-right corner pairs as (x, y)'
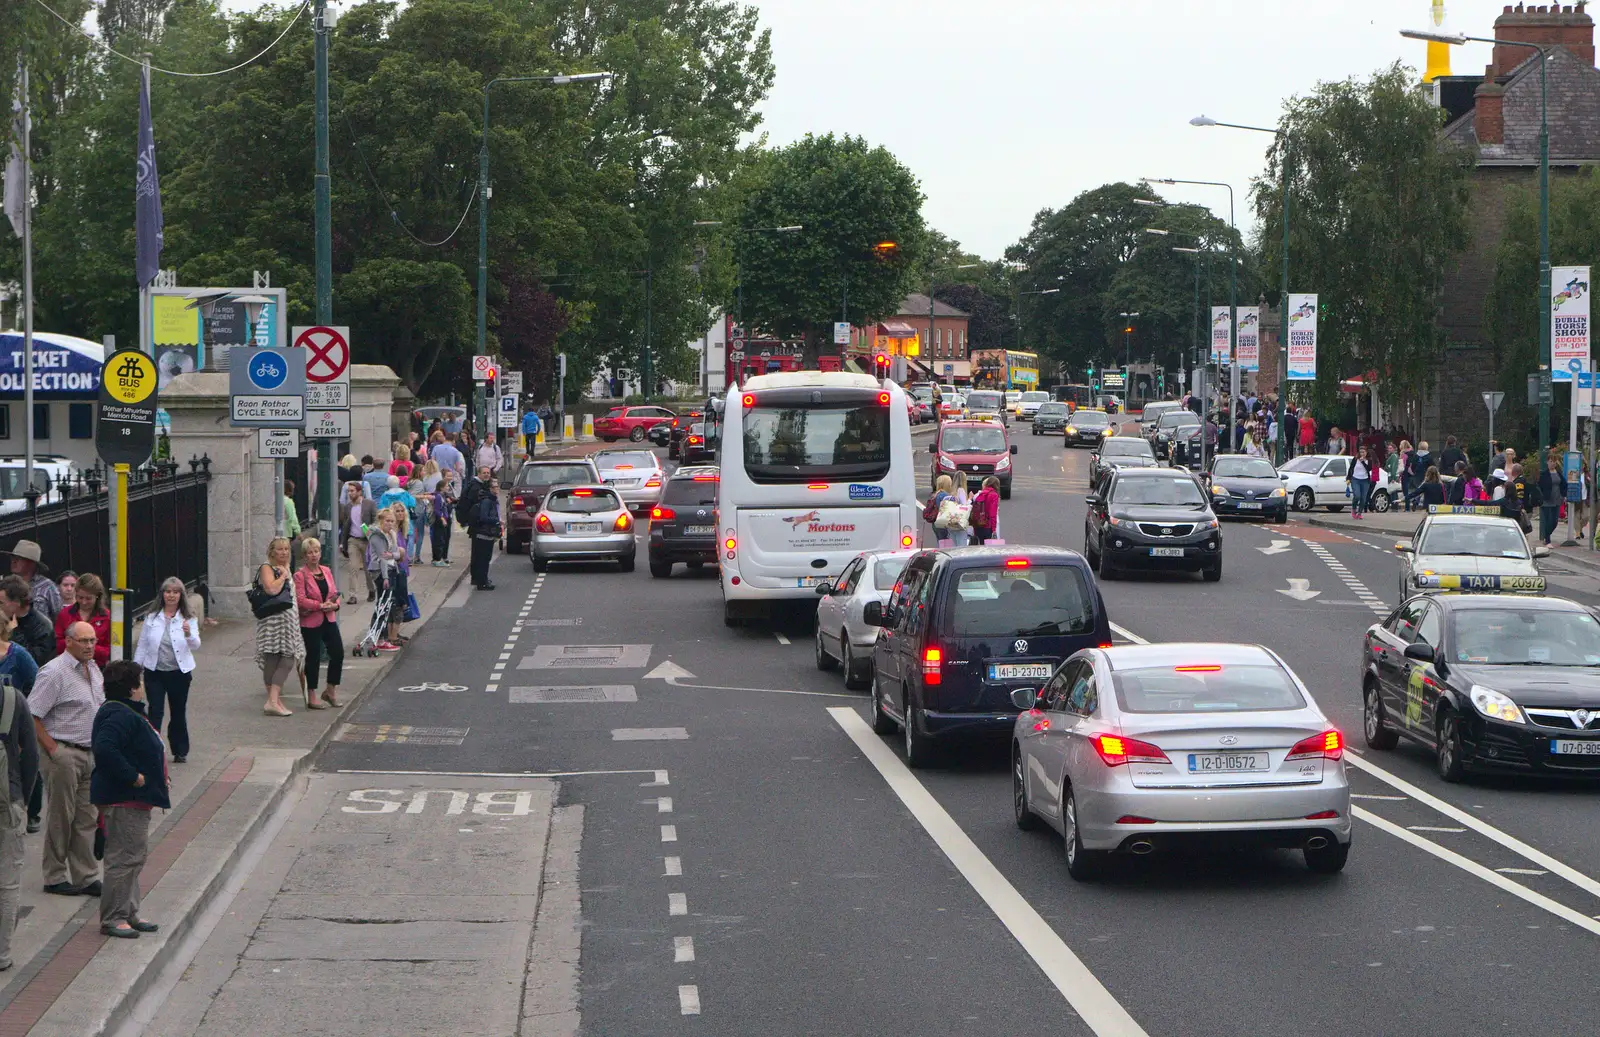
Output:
(679, 985), (701, 1015)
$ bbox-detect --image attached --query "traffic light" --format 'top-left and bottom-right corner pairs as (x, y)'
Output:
(485, 365), (497, 400)
(873, 352), (890, 379)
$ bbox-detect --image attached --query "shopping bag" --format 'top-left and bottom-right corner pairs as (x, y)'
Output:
(403, 593), (421, 622)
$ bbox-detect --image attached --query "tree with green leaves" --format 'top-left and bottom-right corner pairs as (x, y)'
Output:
(1252, 61), (1471, 414)
(1485, 166), (1600, 446)
(729, 133), (927, 357)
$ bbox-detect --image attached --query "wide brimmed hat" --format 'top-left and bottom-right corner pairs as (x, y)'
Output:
(2, 540), (48, 572)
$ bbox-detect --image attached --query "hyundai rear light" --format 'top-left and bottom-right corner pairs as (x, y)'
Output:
(614, 513), (633, 532)
(1115, 815), (1155, 825)
(535, 514), (554, 533)
(1091, 733), (1171, 766)
(922, 647), (943, 686)
(1303, 810), (1340, 820)
(651, 506), (675, 522)
(1285, 730), (1344, 761)
(1174, 664), (1222, 672)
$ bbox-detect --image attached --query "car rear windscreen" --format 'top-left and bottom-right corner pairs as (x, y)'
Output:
(546, 490), (621, 514)
(597, 451), (654, 470)
(944, 565), (1095, 638)
(965, 392), (1003, 410)
(516, 464), (594, 488)
(1112, 664), (1307, 713)
(662, 478), (718, 506)
(742, 401), (890, 484)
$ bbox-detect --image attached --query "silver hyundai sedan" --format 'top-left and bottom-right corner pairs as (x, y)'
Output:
(1011, 642), (1351, 880)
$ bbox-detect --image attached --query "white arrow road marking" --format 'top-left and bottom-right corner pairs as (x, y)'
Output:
(1276, 578), (1321, 601)
(644, 659), (856, 699)
(644, 660), (696, 680)
(1259, 539), (1293, 555)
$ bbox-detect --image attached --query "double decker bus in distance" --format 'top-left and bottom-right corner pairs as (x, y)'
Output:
(718, 371), (918, 626)
(1054, 383), (1093, 412)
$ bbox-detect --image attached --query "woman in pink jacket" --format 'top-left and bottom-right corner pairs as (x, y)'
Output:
(293, 538), (343, 709)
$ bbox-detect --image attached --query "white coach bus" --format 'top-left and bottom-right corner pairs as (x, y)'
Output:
(717, 371), (918, 626)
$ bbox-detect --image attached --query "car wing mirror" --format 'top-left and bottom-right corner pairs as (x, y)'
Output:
(1395, 542), (1413, 553)
(1084, 494), (1103, 506)
(1403, 642), (1435, 663)
(815, 581), (833, 595)
(862, 601), (884, 626)
(1010, 445), (1019, 455)
(1280, 473), (1289, 480)
(1010, 687), (1044, 711)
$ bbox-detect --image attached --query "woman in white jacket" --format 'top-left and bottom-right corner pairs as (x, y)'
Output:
(133, 577), (202, 763)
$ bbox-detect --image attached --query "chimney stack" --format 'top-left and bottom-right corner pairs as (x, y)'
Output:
(1492, 2), (1595, 78)
(1474, 72), (1506, 144)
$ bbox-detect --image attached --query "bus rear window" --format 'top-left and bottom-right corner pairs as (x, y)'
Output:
(741, 403), (890, 484)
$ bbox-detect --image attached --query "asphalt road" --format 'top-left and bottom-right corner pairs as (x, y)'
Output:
(141, 421), (1600, 1037)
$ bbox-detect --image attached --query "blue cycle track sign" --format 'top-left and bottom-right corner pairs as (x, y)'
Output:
(249, 350), (289, 390)
(229, 347), (306, 428)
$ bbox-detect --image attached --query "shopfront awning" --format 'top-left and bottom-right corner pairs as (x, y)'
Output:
(0, 332), (105, 398)
(877, 320), (917, 339)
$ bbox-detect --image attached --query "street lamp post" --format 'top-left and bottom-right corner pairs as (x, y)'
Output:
(1148, 175), (1237, 451)
(1189, 115), (1291, 464)
(1400, 29), (1552, 469)
(478, 72), (612, 429)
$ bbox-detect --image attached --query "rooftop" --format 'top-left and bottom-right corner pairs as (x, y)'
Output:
(898, 293), (970, 319)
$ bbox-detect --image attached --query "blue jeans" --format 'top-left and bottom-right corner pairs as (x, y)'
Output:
(1351, 478), (1372, 515)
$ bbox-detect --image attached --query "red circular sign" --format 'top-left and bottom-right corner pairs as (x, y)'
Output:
(294, 326), (350, 383)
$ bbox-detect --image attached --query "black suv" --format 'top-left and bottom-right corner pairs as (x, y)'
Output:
(647, 466), (720, 578)
(1148, 409), (1200, 461)
(863, 546), (1111, 767)
(1083, 467), (1222, 581)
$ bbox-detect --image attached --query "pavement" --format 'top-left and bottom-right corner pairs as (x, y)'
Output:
(0, 527), (478, 1037)
(32, 420), (1600, 1037)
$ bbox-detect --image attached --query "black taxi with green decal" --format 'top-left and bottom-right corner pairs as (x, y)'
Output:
(1361, 593), (1600, 782)
(1393, 508), (1547, 602)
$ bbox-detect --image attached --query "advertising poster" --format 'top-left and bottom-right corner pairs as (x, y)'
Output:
(1210, 307), (1231, 365)
(1236, 306), (1260, 372)
(1552, 265), (1591, 381)
(150, 294), (200, 390)
(1287, 293), (1318, 381)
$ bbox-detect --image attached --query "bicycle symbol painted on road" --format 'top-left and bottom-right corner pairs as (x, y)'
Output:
(397, 682), (469, 693)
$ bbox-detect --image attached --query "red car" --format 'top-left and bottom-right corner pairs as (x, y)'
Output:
(930, 420), (1016, 499)
(594, 405), (678, 443)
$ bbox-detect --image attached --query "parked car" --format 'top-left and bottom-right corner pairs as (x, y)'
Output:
(863, 547), (1112, 767)
(592, 449), (666, 512)
(648, 466), (720, 578)
(1083, 466), (1223, 581)
(532, 485), (636, 572)
(594, 405), (678, 443)
(1013, 643), (1351, 879)
(0, 457), (76, 516)
(814, 549), (917, 689)
(505, 459), (602, 553)
(1280, 454), (1394, 513)
(930, 420), (1017, 498)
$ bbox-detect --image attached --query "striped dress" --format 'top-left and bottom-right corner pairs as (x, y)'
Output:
(253, 566), (307, 671)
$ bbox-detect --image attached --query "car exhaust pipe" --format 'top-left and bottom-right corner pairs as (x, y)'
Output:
(1127, 840), (1155, 855)
(1305, 835), (1329, 851)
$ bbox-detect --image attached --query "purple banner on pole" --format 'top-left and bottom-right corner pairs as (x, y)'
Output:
(135, 65), (163, 287)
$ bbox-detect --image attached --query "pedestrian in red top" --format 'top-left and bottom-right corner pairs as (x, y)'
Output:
(970, 477), (1002, 545)
(54, 573), (111, 669)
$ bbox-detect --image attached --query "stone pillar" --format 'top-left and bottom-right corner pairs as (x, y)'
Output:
(164, 365), (402, 619)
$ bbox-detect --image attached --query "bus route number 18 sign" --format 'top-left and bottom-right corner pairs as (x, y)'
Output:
(1552, 266), (1591, 381)
(96, 348), (159, 466)
(1287, 293), (1318, 381)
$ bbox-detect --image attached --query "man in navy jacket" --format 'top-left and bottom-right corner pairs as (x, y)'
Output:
(90, 661), (170, 939)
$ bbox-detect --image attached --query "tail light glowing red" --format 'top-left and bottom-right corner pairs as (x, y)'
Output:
(572, 489), (594, 497)
(1091, 733), (1171, 766)
(1286, 730), (1344, 761)
(512, 496), (525, 508)
(687, 436), (702, 445)
(1174, 664), (1222, 672)
(645, 477), (661, 488)
(724, 534), (737, 551)
(1115, 815), (1155, 825)
(535, 514), (554, 533)
(1304, 810), (1340, 820)
(1005, 558), (1029, 568)
(614, 513), (632, 532)
(922, 647), (942, 686)
(651, 506), (675, 522)
(742, 393), (755, 408)
(807, 483), (828, 490)
(901, 534), (914, 547)
(877, 391), (891, 405)
(692, 474), (719, 482)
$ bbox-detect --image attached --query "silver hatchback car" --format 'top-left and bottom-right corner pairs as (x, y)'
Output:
(1011, 642), (1351, 880)
(532, 485), (637, 572)
(593, 449), (665, 512)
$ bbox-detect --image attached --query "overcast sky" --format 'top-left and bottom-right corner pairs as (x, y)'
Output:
(750, 0), (1519, 257)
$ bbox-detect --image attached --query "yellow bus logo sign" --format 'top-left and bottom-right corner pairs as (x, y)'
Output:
(105, 351), (156, 406)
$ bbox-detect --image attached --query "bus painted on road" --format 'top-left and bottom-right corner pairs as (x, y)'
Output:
(717, 371), (918, 625)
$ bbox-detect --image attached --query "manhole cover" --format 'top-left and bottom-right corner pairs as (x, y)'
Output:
(521, 644), (652, 669)
(510, 685), (638, 703)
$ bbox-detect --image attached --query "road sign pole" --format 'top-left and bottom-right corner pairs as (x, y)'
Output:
(112, 462), (129, 662)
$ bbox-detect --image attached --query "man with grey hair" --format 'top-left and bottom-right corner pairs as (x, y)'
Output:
(30, 621), (104, 896)
(3, 541), (59, 622)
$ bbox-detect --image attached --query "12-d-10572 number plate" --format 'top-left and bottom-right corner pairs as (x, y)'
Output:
(1188, 752), (1270, 773)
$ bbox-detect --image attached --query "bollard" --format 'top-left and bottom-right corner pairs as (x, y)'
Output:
(564, 414), (575, 441)
(536, 427), (546, 445)
(582, 413), (595, 441)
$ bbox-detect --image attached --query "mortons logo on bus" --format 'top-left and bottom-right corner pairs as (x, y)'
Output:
(781, 510), (857, 534)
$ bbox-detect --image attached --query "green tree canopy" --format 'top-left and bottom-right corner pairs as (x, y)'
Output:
(1253, 61), (1471, 412)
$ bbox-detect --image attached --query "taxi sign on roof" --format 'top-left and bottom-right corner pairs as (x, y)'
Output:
(1414, 574), (1546, 593)
(1426, 504), (1503, 517)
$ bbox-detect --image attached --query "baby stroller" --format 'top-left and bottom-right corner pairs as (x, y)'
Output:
(353, 570), (395, 657)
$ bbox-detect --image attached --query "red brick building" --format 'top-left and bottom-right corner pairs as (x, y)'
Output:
(837, 293), (972, 381)
(1421, 1), (1600, 446)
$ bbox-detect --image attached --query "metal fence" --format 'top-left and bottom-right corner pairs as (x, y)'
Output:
(0, 456), (213, 634)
